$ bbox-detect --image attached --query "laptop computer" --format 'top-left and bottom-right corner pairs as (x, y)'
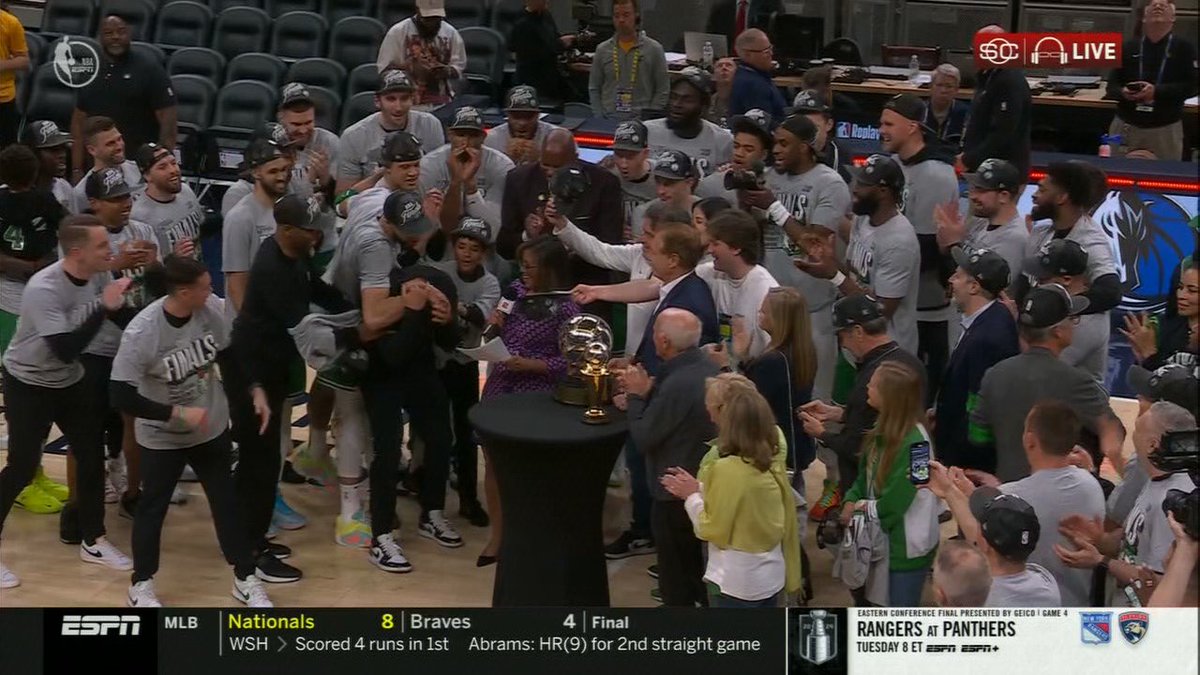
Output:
(683, 32), (729, 64)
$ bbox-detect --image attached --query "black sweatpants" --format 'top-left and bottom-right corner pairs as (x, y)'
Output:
(80, 354), (124, 459)
(132, 431), (253, 582)
(223, 364), (286, 556)
(440, 360), (479, 504)
(0, 100), (18, 149)
(918, 320), (948, 408)
(651, 499), (707, 607)
(362, 367), (453, 536)
(0, 368), (106, 542)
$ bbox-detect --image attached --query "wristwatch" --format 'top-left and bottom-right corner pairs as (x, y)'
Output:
(1098, 556), (1111, 572)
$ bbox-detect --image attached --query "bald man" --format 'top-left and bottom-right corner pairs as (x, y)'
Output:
(729, 29), (786, 119)
(618, 307), (720, 607)
(959, 24), (1031, 177)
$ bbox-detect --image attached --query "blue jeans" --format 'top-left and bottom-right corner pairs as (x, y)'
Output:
(711, 591), (780, 608)
(624, 438), (652, 537)
(888, 567), (930, 607)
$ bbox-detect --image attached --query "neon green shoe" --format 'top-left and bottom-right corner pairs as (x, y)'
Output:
(33, 467), (69, 502)
(335, 511), (372, 548)
(15, 484), (63, 514)
(292, 442), (337, 487)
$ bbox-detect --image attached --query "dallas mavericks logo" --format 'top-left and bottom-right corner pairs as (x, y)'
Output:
(796, 610), (838, 665)
(1118, 611), (1149, 645)
(1094, 190), (1197, 313)
(1080, 612), (1112, 644)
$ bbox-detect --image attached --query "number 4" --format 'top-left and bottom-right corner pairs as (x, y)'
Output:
(563, 614), (576, 629)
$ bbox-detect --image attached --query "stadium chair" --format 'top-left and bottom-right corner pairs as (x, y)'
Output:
(460, 26), (506, 99)
(226, 53), (288, 91)
(446, 0), (488, 28)
(374, 0), (415, 28)
(819, 38), (864, 66)
(209, 0), (264, 13)
(265, 0), (319, 17)
(23, 64), (78, 130)
(167, 47), (226, 84)
(40, 0), (98, 40)
(99, 0), (157, 41)
(211, 7), (271, 61)
(321, 0), (373, 26)
(287, 58), (347, 92)
(171, 73), (218, 170)
(346, 63), (378, 98)
(490, 0), (525, 43)
(24, 32), (46, 68)
(131, 41), (166, 65)
(270, 11), (329, 61)
(340, 90), (378, 132)
(204, 79), (277, 179)
(328, 17), (386, 70)
(154, 1), (214, 50)
(303, 85), (342, 131)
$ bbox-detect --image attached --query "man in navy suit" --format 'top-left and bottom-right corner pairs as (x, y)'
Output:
(934, 245), (1019, 469)
(633, 220), (720, 374)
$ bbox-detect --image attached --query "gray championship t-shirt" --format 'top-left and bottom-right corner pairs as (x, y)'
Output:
(419, 144), (514, 228)
(86, 220), (160, 358)
(2, 260), (108, 388)
(482, 120), (558, 162)
(1061, 312), (1110, 388)
(619, 172), (660, 237)
(1118, 472), (1195, 574)
(220, 180), (253, 216)
(329, 218), (401, 307)
(764, 164), (851, 314)
(292, 130), (341, 255)
(111, 295), (231, 449)
(430, 259), (501, 365)
(337, 111), (446, 183)
(130, 184), (205, 259)
(342, 185), (392, 235)
(695, 169), (736, 203)
(220, 195), (275, 275)
(1001, 466), (1107, 607)
(644, 118), (733, 177)
(965, 212), (1028, 291)
(1024, 215), (1118, 287)
(52, 178), (76, 214)
(73, 161), (143, 214)
(846, 213), (921, 355)
(985, 563), (1062, 608)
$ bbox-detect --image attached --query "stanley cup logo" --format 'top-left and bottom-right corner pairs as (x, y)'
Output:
(798, 610), (838, 665)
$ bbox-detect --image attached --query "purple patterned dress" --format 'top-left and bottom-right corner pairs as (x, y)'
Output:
(481, 280), (580, 399)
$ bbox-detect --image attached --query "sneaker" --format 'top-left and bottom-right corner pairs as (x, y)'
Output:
(15, 484), (62, 514)
(262, 541), (291, 560)
(233, 575), (273, 608)
(418, 511), (463, 548)
(104, 475), (119, 504)
(280, 461), (309, 485)
(180, 465), (198, 482)
(604, 530), (655, 560)
(0, 562), (19, 589)
(119, 492), (140, 520)
(127, 579), (162, 607)
(369, 533), (413, 573)
(80, 537), (133, 570)
(647, 564), (659, 579)
(458, 499), (490, 528)
(808, 480), (842, 522)
(650, 587), (662, 604)
(254, 552), (302, 583)
(272, 493), (307, 530)
(33, 467), (69, 502)
(336, 511), (372, 548)
(292, 443), (337, 487)
(59, 502), (80, 545)
(105, 459), (127, 497)
(170, 484), (189, 505)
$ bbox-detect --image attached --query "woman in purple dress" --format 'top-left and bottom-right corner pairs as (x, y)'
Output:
(477, 235), (579, 566)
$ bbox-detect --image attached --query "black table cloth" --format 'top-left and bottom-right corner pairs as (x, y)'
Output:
(469, 390), (628, 607)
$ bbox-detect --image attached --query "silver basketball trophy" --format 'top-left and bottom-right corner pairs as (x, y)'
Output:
(556, 314), (614, 423)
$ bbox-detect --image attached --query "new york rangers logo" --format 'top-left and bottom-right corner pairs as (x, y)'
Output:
(1081, 612), (1112, 644)
(1119, 611), (1149, 645)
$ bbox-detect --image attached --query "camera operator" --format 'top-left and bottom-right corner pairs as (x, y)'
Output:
(1148, 510), (1198, 606)
(1056, 402), (1195, 606)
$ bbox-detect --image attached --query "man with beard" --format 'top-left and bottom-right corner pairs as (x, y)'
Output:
(791, 90), (851, 183)
(879, 94), (959, 403)
(795, 154), (920, 356)
(72, 117), (143, 214)
(21, 120), (76, 212)
(934, 158), (1028, 294)
(645, 69), (733, 178)
(71, 15), (175, 178)
(375, 0), (466, 108)
(276, 83), (341, 275)
(339, 131), (427, 229)
(221, 124), (294, 216)
(588, 0), (669, 119)
(131, 143), (205, 260)
(959, 25), (1031, 176)
(695, 108), (772, 204)
(483, 86), (559, 165)
(423, 107), (514, 237)
(222, 139), (294, 316)
(336, 70), (446, 194)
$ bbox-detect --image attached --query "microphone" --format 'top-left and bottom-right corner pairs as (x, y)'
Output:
(482, 286), (520, 341)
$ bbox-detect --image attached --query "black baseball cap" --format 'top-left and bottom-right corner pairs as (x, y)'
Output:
(381, 131), (423, 163)
(377, 69), (415, 94)
(251, 122), (295, 149)
(848, 154), (905, 194)
(134, 142), (173, 173)
(451, 217), (492, 245)
(504, 85), (540, 112)
(729, 109), (774, 148)
(273, 194), (323, 231)
(244, 138), (289, 169)
(651, 149), (694, 181)
(792, 89), (831, 115)
(779, 114), (820, 153)
(1127, 363), (1200, 412)
(952, 245), (1011, 297)
(382, 190), (435, 237)
(85, 167), (133, 200)
(1018, 283), (1089, 328)
(21, 120), (72, 148)
(550, 165), (591, 203)
(964, 158), (1023, 194)
(449, 106), (485, 133)
(279, 82), (314, 109)
(611, 120), (648, 152)
(675, 66), (712, 100)
(969, 487), (1040, 561)
(883, 93), (927, 122)
(832, 295), (884, 329)
(1026, 239), (1089, 279)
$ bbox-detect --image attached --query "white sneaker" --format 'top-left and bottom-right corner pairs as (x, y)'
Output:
(170, 484), (188, 505)
(80, 536), (134, 570)
(106, 458), (127, 496)
(0, 562), (19, 589)
(369, 533), (413, 573)
(104, 475), (119, 504)
(127, 579), (162, 607)
(233, 575), (273, 608)
(418, 510), (463, 548)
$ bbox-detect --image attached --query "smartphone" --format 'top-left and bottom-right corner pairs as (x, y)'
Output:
(909, 441), (932, 486)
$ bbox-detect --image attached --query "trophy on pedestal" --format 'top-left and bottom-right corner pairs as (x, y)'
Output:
(555, 314), (614, 423)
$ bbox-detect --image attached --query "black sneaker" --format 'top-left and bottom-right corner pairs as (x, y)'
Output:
(280, 461), (308, 485)
(118, 492), (140, 520)
(604, 530), (655, 560)
(254, 552), (302, 583)
(262, 541), (292, 560)
(59, 501), (81, 545)
(418, 511), (464, 548)
(458, 499), (490, 528)
(647, 564), (659, 579)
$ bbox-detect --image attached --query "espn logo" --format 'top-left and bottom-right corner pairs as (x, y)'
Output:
(61, 615), (142, 636)
(974, 33), (1122, 69)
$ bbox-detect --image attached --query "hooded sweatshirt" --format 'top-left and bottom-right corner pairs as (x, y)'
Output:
(896, 139), (960, 321)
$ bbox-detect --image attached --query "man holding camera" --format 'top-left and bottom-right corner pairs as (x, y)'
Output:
(695, 108), (772, 204)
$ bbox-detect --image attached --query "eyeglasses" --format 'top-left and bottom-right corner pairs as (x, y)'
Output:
(744, 45), (774, 54)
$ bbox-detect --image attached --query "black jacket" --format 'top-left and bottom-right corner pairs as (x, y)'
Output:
(369, 263), (461, 377)
(961, 68), (1032, 178)
(511, 9), (570, 103)
(1107, 33), (1198, 130)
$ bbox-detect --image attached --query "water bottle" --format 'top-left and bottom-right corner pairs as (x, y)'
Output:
(908, 54), (920, 83)
(702, 41), (715, 70)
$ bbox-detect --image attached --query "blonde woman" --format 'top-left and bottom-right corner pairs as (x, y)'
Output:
(661, 374), (802, 607)
(839, 360), (937, 606)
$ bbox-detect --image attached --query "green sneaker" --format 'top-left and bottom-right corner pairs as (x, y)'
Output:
(33, 466), (69, 502)
(808, 479), (842, 522)
(15, 484), (63, 514)
(292, 442), (337, 487)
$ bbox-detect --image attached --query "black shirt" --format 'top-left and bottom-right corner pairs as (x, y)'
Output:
(75, 50), (175, 151)
(510, 9), (568, 102)
(961, 68), (1032, 178)
(0, 188), (67, 263)
(1107, 32), (1198, 129)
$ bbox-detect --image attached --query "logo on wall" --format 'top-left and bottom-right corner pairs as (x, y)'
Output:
(1094, 190), (1197, 313)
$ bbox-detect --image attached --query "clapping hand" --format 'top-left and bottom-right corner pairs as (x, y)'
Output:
(423, 188), (445, 222)
(798, 411), (826, 438)
(1119, 312), (1158, 363)
(618, 364), (653, 397)
(101, 277), (134, 310)
(934, 200), (965, 250)
(660, 467), (700, 500)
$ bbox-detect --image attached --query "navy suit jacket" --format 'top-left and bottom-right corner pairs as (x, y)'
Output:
(635, 272), (720, 376)
(935, 301), (1019, 469)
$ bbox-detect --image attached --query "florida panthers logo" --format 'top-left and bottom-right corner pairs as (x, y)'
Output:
(1094, 190), (1197, 313)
